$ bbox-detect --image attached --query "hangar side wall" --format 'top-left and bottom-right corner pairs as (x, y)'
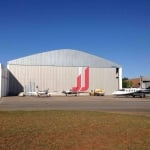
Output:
(90, 68), (118, 94)
(0, 64), (9, 97)
(8, 65), (119, 95)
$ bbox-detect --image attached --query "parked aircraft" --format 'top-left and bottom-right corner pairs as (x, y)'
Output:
(27, 88), (50, 97)
(62, 89), (78, 96)
(37, 89), (50, 97)
(112, 88), (150, 98)
(62, 89), (89, 96)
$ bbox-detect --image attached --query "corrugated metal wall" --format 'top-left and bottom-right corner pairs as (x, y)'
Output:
(0, 64), (9, 97)
(8, 64), (118, 95)
(90, 67), (118, 94)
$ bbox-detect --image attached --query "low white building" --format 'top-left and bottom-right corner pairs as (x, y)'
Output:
(0, 64), (9, 97)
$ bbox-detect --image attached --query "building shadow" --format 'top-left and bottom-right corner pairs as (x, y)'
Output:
(8, 71), (23, 96)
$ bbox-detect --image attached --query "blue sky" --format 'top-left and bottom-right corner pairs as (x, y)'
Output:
(0, 0), (150, 78)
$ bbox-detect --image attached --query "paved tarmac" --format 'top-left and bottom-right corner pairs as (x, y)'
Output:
(0, 95), (150, 116)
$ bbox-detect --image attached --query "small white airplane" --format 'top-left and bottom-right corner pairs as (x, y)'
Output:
(27, 88), (50, 97)
(62, 89), (78, 96)
(62, 89), (89, 96)
(112, 88), (150, 98)
(37, 89), (50, 97)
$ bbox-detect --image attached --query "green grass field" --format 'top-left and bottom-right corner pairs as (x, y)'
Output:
(0, 111), (150, 150)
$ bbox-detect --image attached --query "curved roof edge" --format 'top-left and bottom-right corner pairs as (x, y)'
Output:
(8, 49), (121, 68)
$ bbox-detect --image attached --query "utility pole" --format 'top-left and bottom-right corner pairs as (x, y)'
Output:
(140, 76), (143, 88)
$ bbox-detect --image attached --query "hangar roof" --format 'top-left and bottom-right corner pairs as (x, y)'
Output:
(8, 49), (121, 68)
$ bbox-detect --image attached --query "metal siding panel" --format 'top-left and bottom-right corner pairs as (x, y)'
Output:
(103, 68), (116, 94)
(89, 68), (118, 95)
(0, 65), (9, 97)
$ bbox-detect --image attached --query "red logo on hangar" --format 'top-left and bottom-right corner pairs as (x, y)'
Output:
(71, 67), (89, 92)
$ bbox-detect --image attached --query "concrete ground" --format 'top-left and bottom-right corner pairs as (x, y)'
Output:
(0, 95), (150, 116)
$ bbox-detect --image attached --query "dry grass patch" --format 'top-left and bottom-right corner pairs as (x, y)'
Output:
(0, 111), (150, 150)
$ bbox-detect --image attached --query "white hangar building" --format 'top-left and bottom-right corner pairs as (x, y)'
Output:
(7, 49), (122, 96)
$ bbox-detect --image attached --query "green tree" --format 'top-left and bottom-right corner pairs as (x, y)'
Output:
(122, 77), (133, 88)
